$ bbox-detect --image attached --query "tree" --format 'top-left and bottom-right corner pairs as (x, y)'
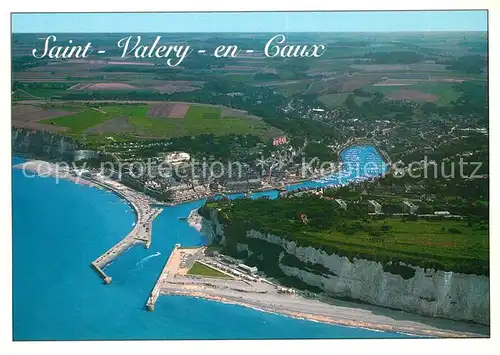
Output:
(373, 92), (384, 102)
(344, 94), (359, 113)
(422, 102), (438, 116)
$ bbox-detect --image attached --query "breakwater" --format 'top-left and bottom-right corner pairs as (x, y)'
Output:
(146, 243), (181, 311)
(87, 177), (163, 283)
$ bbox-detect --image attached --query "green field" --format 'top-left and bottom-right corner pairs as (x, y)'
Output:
(318, 93), (349, 107)
(273, 80), (314, 96)
(184, 105), (221, 119)
(300, 219), (488, 271)
(211, 196), (489, 275)
(318, 93), (371, 108)
(13, 88), (69, 100)
(41, 105), (140, 134)
(364, 82), (461, 106)
(187, 261), (229, 278)
(39, 103), (282, 144)
(223, 74), (257, 83)
(410, 82), (462, 106)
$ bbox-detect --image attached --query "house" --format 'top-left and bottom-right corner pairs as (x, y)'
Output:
(335, 199), (348, 211)
(402, 201), (418, 215)
(237, 264), (258, 275)
(368, 200), (382, 214)
(434, 211), (450, 216)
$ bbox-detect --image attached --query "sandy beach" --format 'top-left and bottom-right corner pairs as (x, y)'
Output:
(162, 287), (489, 338)
(157, 247), (489, 338)
(14, 160), (95, 186)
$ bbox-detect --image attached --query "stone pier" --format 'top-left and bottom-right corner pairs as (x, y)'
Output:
(87, 177), (163, 284)
(146, 243), (181, 311)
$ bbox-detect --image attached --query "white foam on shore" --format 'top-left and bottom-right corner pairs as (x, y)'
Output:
(164, 293), (424, 337)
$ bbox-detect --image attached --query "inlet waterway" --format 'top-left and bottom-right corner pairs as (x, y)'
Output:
(13, 145), (407, 340)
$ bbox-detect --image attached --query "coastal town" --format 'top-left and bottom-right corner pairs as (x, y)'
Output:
(11, 15), (490, 343)
(12, 149), (489, 338)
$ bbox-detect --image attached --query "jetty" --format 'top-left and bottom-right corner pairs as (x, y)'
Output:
(88, 176), (163, 284)
(146, 243), (182, 311)
(91, 237), (141, 284)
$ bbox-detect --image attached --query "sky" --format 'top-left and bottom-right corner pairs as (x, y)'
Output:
(11, 11), (487, 33)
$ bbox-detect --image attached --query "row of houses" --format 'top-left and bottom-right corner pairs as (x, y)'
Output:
(334, 198), (457, 218)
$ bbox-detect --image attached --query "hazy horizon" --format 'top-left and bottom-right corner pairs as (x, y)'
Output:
(11, 11), (488, 34)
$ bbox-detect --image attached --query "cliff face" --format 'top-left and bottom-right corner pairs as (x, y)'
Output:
(200, 210), (490, 325)
(12, 128), (80, 160)
(200, 208), (226, 245)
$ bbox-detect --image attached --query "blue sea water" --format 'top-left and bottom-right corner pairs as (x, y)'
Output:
(12, 147), (407, 340)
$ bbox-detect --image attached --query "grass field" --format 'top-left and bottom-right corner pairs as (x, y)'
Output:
(250, 217), (488, 275)
(318, 93), (349, 107)
(364, 82), (461, 106)
(187, 261), (229, 278)
(300, 219), (488, 267)
(13, 88), (68, 100)
(38, 103), (282, 143)
(217, 197), (489, 275)
(184, 105), (221, 119)
(40, 106), (142, 134)
(299, 218), (485, 275)
(223, 74), (257, 84)
(318, 93), (371, 108)
(409, 82), (462, 105)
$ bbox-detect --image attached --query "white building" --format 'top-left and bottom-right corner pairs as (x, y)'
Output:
(368, 200), (382, 214)
(434, 211), (450, 216)
(165, 151), (191, 164)
(335, 199), (348, 211)
(237, 263), (258, 275)
(402, 201), (418, 215)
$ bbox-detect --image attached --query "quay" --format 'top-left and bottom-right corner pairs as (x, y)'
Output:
(87, 176), (163, 284)
(146, 243), (182, 311)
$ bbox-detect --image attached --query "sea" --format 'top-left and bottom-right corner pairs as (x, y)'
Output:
(12, 146), (409, 340)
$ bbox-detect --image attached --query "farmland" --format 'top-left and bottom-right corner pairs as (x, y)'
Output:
(364, 81), (462, 106)
(11, 104), (77, 132)
(318, 93), (371, 108)
(68, 83), (140, 91)
(34, 102), (283, 144)
(387, 89), (439, 103)
(11, 31), (487, 152)
(147, 103), (190, 118)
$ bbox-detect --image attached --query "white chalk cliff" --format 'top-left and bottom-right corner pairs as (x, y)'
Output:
(200, 212), (489, 325)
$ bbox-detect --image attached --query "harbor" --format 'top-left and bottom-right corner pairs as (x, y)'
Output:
(13, 160), (164, 284)
(12, 145), (489, 338)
